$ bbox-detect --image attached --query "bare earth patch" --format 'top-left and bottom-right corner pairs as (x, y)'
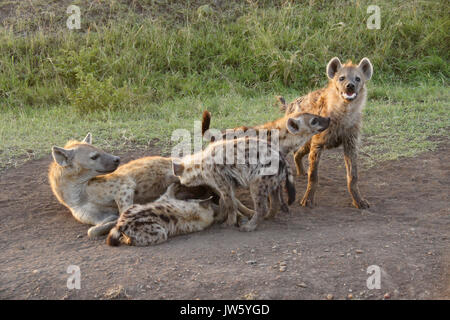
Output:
(0, 142), (448, 300)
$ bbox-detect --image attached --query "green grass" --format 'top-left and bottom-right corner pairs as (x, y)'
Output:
(1, 83), (448, 171)
(0, 0), (448, 171)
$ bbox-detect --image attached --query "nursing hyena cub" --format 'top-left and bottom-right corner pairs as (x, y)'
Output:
(172, 137), (296, 232)
(107, 184), (221, 246)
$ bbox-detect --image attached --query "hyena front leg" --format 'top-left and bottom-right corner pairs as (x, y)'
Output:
(240, 183), (269, 232)
(88, 215), (118, 238)
(343, 138), (370, 209)
(293, 142), (311, 176)
(300, 143), (323, 207)
(115, 186), (135, 213)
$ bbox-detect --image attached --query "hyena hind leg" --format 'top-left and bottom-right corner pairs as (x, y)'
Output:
(240, 184), (269, 232)
(219, 188), (239, 227)
(265, 186), (281, 220)
(279, 186), (289, 214)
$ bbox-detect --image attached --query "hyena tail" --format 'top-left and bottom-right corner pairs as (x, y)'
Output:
(284, 162), (296, 205)
(106, 227), (122, 246)
(276, 96), (287, 112)
(202, 110), (211, 136)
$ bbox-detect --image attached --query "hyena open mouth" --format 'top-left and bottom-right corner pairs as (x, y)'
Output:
(342, 91), (357, 101)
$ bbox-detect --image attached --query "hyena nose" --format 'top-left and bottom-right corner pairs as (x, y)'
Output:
(346, 83), (355, 90)
(114, 157), (120, 165)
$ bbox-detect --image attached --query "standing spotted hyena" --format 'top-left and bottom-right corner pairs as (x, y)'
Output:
(201, 110), (330, 158)
(48, 133), (216, 237)
(278, 57), (373, 209)
(172, 137), (296, 232)
(106, 183), (221, 246)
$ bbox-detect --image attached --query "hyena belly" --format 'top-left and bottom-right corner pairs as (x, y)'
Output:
(107, 201), (215, 246)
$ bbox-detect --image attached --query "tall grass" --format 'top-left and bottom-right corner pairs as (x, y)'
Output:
(0, 0), (448, 111)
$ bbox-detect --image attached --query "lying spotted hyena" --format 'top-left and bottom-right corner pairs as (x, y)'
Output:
(106, 183), (221, 246)
(48, 133), (216, 237)
(278, 57), (373, 209)
(172, 137), (296, 232)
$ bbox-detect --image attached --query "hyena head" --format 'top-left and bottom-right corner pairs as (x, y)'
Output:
(51, 133), (120, 177)
(159, 183), (218, 215)
(327, 57), (373, 102)
(171, 156), (202, 187)
(286, 112), (331, 136)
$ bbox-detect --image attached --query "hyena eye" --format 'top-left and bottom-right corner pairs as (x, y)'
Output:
(355, 76), (361, 82)
(339, 76), (345, 81)
(90, 154), (99, 160)
(311, 118), (318, 125)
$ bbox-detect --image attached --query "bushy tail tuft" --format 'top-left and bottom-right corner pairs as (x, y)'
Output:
(202, 110), (211, 136)
(276, 96), (287, 112)
(106, 227), (122, 246)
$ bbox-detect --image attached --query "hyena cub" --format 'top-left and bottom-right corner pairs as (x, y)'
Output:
(278, 57), (373, 209)
(107, 183), (221, 246)
(172, 137), (296, 232)
(201, 111), (329, 216)
(48, 133), (213, 237)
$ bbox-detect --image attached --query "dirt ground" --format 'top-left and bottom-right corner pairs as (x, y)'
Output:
(0, 141), (449, 300)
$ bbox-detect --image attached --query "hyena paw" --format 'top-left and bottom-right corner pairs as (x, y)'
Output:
(300, 196), (314, 208)
(222, 215), (238, 227)
(280, 203), (289, 214)
(296, 165), (306, 176)
(239, 223), (257, 232)
(264, 211), (275, 220)
(354, 198), (370, 209)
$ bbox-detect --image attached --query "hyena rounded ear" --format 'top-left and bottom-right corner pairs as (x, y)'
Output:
(326, 57), (342, 79)
(286, 118), (301, 134)
(172, 159), (185, 177)
(82, 133), (92, 144)
(52, 146), (74, 167)
(358, 58), (373, 80)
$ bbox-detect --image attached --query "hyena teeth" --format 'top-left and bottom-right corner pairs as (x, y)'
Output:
(342, 92), (357, 100)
